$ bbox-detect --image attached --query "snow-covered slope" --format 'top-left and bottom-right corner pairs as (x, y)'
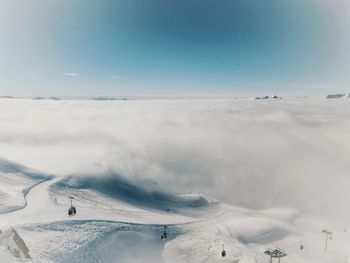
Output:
(50, 174), (212, 215)
(0, 158), (53, 214)
(1, 159), (350, 263)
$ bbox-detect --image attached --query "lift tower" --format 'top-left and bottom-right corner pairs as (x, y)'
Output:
(322, 229), (332, 252)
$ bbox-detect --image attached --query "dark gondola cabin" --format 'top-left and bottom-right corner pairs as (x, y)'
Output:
(161, 226), (167, 240)
(221, 245), (226, 257)
(68, 206), (76, 216)
(68, 196), (77, 216)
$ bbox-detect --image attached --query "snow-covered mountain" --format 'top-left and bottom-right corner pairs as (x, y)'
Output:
(325, 93), (350, 99)
(0, 159), (349, 263)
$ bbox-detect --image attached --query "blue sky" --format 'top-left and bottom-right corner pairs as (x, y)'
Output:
(0, 0), (349, 96)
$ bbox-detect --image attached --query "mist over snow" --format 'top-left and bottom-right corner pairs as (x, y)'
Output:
(0, 98), (349, 222)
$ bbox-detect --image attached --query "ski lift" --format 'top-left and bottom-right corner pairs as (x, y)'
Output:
(161, 226), (167, 240)
(68, 196), (77, 216)
(221, 244), (226, 257)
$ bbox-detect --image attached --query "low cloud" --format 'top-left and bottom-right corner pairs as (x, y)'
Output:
(0, 99), (349, 221)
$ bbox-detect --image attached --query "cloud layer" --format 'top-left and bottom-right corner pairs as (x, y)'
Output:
(0, 99), (349, 221)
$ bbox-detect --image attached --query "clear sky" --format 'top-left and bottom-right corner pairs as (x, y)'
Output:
(0, 0), (349, 97)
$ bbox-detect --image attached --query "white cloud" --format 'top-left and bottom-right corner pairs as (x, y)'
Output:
(64, 72), (80, 77)
(0, 99), (349, 221)
(111, 75), (120, 79)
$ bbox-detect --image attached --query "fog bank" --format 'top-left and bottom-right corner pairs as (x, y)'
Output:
(0, 98), (349, 220)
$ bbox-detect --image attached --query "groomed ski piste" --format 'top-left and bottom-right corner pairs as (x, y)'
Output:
(0, 158), (349, 263)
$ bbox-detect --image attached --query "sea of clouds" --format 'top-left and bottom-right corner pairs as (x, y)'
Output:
(0, 98), (349, 221)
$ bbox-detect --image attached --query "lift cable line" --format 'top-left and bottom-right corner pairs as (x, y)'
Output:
(264, 248), (287, 263)
(322, 229), (332, 252)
